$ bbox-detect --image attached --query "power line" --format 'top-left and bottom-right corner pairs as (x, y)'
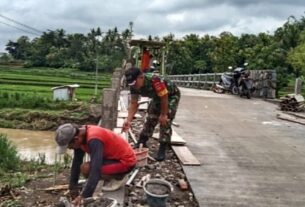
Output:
(0, 14), (43, 34)
(0, 21), (40, 36)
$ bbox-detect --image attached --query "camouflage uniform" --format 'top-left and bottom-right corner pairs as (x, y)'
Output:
(130, 73), (180, 144)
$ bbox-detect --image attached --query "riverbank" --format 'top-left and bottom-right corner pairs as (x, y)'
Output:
(0, 102), (101, 131)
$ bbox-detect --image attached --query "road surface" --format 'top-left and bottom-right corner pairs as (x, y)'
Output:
(174, 88), (305, 207)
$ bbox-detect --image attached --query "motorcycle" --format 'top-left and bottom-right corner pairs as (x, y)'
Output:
(213, 66), (244, 95)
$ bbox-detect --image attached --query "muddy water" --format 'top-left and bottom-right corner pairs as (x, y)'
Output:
(0, 128), (57, 164)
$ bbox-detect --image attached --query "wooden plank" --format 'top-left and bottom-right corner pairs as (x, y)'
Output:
(152, 132), (159, 139)
(44, 184), (68, 191)
(116, 118), (124, 128)
(138, 103), (148, 110)
(118, 111), (128, 118)
(128, 130), (138, 144)
(277, 113), (305, 125)
(118, 111), (141, 118)
(119, 90), (130, 111)
(172, 146), (201, 166)
(120, 96), (127, 111)
(172, 121), (180, 127)
(152, 130), (186, 145)
(117, 100), (122, 111)
(171, 130), (186, 145)
(285, 111), (305, 119)
(138, 97), (150, 110)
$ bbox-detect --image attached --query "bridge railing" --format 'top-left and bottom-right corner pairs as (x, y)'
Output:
(168, 73), (222, 90)
(168, 70), (276, 99)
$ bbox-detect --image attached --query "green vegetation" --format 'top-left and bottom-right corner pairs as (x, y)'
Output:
(3, 27), (128, 72)
(0, 16), (305, 99)
(2, 16), (305, 97)
(0, 66), (108, 130)
(0, 134), (20, 172)
(0, 133), (53, 187)
(278, 76), (305, 97)
(0, 66), (111, 101)
(0, 134), (67, 206)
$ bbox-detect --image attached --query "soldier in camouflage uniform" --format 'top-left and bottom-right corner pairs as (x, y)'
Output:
(122, 67), (180, 161)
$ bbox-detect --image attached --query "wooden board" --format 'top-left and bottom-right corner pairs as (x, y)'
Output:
(117, 100), (122, 111)
(285, 111), (305, 119)
(138, 103), (148, 110)
(44, 184), (68, 191)
(118, 111), (141, 119)
(277, 113), (305, 125)
(120, 97), (128, 111)
(118, 111), (128, 118)
(152, 132), (159, 139)
(138, 97), (150, 110)
(119, 90), (129, 111)
(172, 146), (201, 166)
(128, 130), (138, 144)
(171, 130), (186, 145)
(116, 118), (124, 128)
(172, 121), (180, 127)
(152, 130), (186, 145)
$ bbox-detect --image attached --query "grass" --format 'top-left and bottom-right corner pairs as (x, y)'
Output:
(0, 134), (68, 185)
(0, 65), (110, 129)
(278, 78), (305, 97)
(0, 65), (111, 101)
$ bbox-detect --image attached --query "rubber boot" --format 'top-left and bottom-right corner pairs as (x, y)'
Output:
(134, 134), (148, 148)
(154, 143), (167, 161)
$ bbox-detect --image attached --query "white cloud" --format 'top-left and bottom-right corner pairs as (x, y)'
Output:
(0, 0), (305, 52)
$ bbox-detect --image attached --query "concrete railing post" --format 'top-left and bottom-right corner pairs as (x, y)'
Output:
(101, 88), (117, 129)
(100, 67), (124, 129)
(204, 74), (208, 89)
(295, 78), (302, 95)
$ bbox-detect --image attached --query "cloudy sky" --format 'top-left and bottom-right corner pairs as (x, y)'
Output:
(1, 0), (305, 52)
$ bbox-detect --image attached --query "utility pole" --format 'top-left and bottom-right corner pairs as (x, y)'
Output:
(95, 50), (98, 96)
(94, 31), (104, 96)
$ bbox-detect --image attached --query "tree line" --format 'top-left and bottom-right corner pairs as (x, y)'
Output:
(2, 15), (305, 92)
(3, 27), (130, 72)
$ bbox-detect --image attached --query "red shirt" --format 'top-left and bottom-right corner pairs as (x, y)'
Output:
(81, 125), (136, 167)
(141, 50), (151, 72)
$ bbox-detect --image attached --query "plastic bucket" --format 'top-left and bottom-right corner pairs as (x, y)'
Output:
(143, 179), (173, 207)
(134, 148), (149, 167)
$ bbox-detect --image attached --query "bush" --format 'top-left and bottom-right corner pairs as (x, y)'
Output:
(0, 134), (20, 171)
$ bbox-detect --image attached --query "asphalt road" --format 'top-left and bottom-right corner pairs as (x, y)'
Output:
(174, 88), (305, 207)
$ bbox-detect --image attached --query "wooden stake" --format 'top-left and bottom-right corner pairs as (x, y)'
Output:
(128, 129), (138, 144)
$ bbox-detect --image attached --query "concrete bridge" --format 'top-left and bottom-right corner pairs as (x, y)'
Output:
(175, 87), (305, 207)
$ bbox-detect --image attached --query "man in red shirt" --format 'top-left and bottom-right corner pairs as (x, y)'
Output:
(140, 47), (151, 72)
(55, 123), (136, 205)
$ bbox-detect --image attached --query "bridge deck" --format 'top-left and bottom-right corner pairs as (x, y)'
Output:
(174, 88), (305, 207)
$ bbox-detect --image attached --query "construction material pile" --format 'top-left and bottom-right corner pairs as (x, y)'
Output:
(279, 94), (305, 112)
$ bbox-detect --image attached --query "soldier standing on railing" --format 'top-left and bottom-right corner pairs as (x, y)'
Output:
(122, 67), (180, 161)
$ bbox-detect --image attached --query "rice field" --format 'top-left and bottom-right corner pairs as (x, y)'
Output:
(0, 66), (111, 101)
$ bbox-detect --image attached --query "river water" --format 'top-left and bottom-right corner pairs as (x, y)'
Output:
(0, 128), (57, 164)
